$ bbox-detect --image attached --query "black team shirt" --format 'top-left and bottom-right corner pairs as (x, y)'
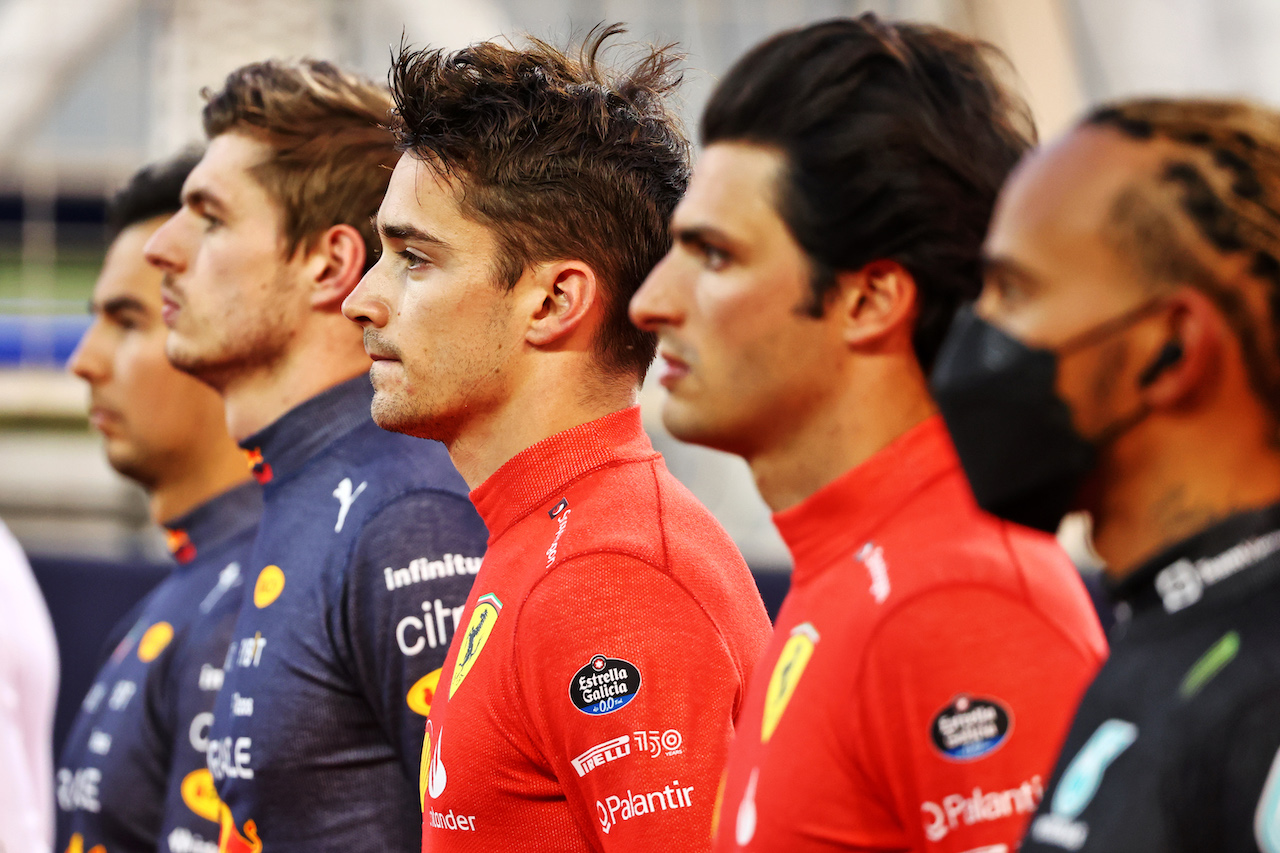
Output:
(56, 480), (263, 853)
(207, 375), (488, 852)
(1025, 502), (1280, 853)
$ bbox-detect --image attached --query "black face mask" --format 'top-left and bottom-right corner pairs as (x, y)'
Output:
(930, 302), (1171, 533)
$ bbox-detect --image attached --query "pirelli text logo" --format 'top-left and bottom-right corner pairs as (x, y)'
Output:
(572, 735), (632, 777)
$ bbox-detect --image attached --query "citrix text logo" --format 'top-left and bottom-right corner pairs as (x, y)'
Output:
(921, 776), (1044, 842)
(397, 598), (465, 656)
(597, 782), (695, 834)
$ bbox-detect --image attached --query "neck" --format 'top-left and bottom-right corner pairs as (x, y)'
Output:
(447, 357), (638, 489)
(1091, 412), (1280, 579)
(151, 442), (253, 525)
(748, 356), (937, 512)
(222, 318), (371, 441)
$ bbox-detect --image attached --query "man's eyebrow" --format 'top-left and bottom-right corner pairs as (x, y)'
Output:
(377, 219), (449, 247)
(982, 254), (1044, 286)
(671, 222), (735, 248)
(91, 295), (149, 318)
(181, 186), (227, 216)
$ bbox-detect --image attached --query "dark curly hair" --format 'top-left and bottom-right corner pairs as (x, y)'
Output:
(389, 24), (690, 381)
(702, 13), (1035, 372)
(202, 58), (397, 271)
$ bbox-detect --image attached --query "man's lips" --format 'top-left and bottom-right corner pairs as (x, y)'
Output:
(656, 349), (690, 388)
(87, 405), (122, 433)
(160, 292), (180, 327)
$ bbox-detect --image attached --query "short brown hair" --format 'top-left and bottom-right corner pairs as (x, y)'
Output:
(702, 14), (1034, 372)
(389, 25), (690, 381)
(1087, 99), (1280, 424)
(203, 59), (397, 268)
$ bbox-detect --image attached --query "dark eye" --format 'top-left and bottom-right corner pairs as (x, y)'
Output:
(702, 244), (730, 272)
(400, 247), (430, 271)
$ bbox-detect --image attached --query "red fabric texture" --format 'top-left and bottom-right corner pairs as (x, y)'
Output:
(713, 416), (1108, 852)
(421, 407), (772, 852)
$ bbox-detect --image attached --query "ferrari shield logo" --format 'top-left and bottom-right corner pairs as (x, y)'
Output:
(761, 622), (819, 743)
(449, 593), (502, 698)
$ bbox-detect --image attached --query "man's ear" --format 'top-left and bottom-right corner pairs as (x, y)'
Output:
(305, 224), (368, 309)
(524, 260), (600, 348)
(832, 259), (919, 349)
(1139, 288), (1220, 410)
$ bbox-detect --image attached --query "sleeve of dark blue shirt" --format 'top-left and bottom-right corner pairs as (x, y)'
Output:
(340, 489), (488, 781)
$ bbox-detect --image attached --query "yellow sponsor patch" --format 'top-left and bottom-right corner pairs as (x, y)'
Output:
(137, 622), (174, 663)
(180, 768), (221, 823)
(64, 833), (106, 853)
(253, 566), (285, 609)
(449, 593), (502, 698)
(407, 668), (442, 717)
(761, 622), (819, 743)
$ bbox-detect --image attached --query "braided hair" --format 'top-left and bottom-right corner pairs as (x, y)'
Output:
(1089, 99), (1280, 423)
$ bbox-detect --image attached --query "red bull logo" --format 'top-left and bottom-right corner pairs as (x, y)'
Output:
(165, 528), (197, 563)
(218, 804), (261, 853)
(243, 448), (273, 484)
(407, 668), (442, 717)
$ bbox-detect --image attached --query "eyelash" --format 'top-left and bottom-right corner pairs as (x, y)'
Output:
(399, 248), (430, 270)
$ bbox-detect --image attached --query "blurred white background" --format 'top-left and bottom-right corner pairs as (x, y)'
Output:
(1, 0), (1276, 567)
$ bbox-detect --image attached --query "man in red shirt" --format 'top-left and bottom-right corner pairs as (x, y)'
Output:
(341, 28), (772, 852)
(629, 16), (1108, 852)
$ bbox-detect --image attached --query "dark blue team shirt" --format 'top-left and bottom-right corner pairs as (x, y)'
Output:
(56, 480), (263, 853)
(207, 375), (487, 852)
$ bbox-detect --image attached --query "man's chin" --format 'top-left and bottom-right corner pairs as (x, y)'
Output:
(370, 393), (435, 440)
(660, 397), (739, 454)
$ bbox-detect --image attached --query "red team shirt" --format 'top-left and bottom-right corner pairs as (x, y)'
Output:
(421, 407), (772, 851)
(714, 416), (1108, 852)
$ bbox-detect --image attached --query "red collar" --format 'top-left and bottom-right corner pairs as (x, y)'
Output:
(469, 406), (659, 542)
(772, 415), (961, 585)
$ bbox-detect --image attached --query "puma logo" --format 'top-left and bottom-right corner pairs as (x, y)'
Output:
(333, 478), (368, 533)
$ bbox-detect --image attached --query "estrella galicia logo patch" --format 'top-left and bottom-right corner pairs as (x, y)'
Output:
(930, 695), (1013, 761)
(570, 654), (641, 715)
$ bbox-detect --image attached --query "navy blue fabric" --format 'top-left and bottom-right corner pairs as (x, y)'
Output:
(207, 375), (487, 852)
(32, 556), (168, 759)
(55, 481), (262, 853)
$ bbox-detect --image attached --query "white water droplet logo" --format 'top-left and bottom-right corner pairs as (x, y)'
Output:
(428, 728), (447, 799)
(735, 767), (759, 845)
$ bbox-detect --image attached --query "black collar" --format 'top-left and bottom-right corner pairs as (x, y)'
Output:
(162, 480), (262, 566)
(239, 374), (373, 488)
(1108, 501), (1280, 621)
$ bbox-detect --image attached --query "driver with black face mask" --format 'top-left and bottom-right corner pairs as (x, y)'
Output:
(932, 98), (1280, 853)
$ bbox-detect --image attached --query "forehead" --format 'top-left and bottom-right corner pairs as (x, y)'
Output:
(184, 131), (278, 209)
(94, 220), (165, 305)
(380, 154), (493, 244)
(675, 142), (789, 235)
(988, 127), (1169, 257)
